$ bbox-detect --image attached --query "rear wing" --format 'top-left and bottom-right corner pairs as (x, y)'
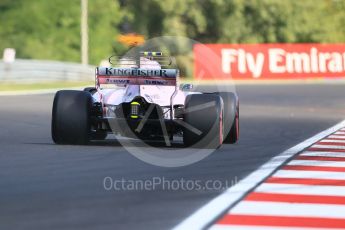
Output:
(96, 67), (179, 86)
(109, 52), (175, 68)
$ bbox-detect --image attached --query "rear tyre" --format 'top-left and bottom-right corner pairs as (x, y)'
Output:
(217, 92), (239, 144)
(51, 90), (92, 144)
(183, 94), (223, 148)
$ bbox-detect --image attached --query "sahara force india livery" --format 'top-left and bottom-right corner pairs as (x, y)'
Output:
(51, 52), (239, 148)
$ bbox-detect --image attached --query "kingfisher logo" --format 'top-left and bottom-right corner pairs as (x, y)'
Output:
(194, 44), (345, 80)
(102, 68), (173, 78)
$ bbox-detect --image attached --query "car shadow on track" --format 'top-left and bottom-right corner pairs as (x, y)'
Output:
(24, 139), (186, 148)
(91, 139), (186, 148)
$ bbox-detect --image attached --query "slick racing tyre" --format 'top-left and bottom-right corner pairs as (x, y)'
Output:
(183, 94), (223, 148)
(217, 92), (239, 143)
(52, 90), (92, 145)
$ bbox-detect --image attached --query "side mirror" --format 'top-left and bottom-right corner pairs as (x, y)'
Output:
(180, 83), (193, 91)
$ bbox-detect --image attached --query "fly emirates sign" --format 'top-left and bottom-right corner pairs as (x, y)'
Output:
(194, 44), (345, 80)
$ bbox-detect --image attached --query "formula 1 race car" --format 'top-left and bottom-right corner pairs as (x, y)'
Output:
(51, 52), (239, 148)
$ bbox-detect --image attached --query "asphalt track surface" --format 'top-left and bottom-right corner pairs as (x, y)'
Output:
(1, 84), (345, 230)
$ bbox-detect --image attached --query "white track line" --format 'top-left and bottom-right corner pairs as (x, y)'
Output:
(273, 170), (345, 180)
(229, 201), (345, 218)
(300, 151), (345, 158)
(173, 119), (345, 230)
(320, 139), (345, 143)
(288, 160), (345, 167)
(311, 144), (345, 149)
(255, 183), (345, 196)
(334, 131), (345, 135)
(327, 135), (345, 139)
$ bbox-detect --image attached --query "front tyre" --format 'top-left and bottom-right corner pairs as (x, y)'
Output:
(51, 90), (92, 145)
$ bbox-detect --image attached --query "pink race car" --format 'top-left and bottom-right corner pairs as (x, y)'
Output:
(51, 52), (239, 148)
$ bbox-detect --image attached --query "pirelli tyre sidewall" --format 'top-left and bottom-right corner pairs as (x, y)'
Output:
(217, 92), (239, 143)
(52, 90), (92, 145)
(183, 94), (223, 148)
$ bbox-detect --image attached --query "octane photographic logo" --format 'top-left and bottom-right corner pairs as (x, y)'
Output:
(107, 36), (236, 167)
